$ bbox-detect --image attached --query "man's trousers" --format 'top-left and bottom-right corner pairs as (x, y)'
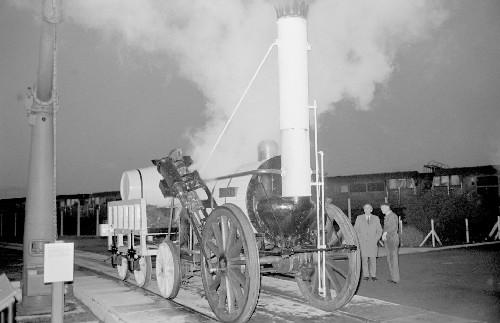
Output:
(361, 256), (377, 278)
(385, 233), (400, 282)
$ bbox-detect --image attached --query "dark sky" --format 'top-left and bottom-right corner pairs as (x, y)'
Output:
(1, 0), (499, 198)
(320, 0), (500, 176)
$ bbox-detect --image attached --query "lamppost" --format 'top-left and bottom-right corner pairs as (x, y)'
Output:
(20, 0), (61, 314)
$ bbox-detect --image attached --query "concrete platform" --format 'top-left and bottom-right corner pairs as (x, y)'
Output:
(72, 266), (483, 323)
(74, 273), (213, 323)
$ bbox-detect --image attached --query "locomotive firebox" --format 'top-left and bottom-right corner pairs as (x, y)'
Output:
(246, 156), (316, 250)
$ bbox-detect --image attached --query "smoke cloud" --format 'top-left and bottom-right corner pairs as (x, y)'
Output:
(12, 0), (446, 177)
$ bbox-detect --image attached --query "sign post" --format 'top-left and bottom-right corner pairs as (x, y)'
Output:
(44, 241), (74, 323)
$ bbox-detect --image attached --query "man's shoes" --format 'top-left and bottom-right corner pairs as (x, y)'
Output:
(371, 277), (378, 281)
(387, 279), (398, 284)
(363, 277), (370, 281)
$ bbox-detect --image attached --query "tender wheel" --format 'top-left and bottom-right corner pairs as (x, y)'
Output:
(296, 203), (361, 311)
(133, 256), (152, 288)
(201, 203), (260, 323)
(116, 255), (129, 280)
(156, 240), (181, 299)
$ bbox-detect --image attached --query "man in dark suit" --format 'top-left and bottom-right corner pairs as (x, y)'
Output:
(381, 203), (400, 284)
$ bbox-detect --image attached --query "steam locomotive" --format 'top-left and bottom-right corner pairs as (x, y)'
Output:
(106, 2), (361, 323)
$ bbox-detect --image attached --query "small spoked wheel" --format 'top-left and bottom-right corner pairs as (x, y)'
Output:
(116, 255), (129, 281)
(201, 203), (260, 323)
(156, 240), (181, 299)
(133, 256), (152, 288)
(296, 204), (361, 311)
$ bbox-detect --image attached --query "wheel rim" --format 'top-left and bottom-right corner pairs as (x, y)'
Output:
(296, 204), (361, 311)
(156, 241), (180, 299)
(134, 256), (152, 287)
(116, 256), (128, 280)
(201, 204), (260, 323)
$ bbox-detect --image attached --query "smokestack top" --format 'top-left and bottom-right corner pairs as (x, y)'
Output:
(43, 0), (62, 24)
(273, 0), (312, 19)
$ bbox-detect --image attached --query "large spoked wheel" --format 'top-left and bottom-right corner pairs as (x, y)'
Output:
(201, 203), (261, 323)
(156, 240), (181, 299)
(116, 255), (129, 281)
(133, 256), (152, 288)
(296, 204), (361, 311)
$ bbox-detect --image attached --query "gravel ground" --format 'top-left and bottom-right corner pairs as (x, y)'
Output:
(357, 243), (500, 323)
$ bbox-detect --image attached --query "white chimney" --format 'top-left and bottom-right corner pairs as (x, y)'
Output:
(275, 0), (312, 197)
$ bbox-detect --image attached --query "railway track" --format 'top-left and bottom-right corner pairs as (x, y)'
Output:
(73, 250), (369, 322)
(4, 242), (476, 323)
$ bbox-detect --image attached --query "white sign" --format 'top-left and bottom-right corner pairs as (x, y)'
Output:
(43, 242), (74, 283)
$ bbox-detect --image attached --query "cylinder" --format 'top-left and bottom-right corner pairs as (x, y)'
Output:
(258, 140), (279, 161)
(120, 166), (180, 207)
(275, 2), (312, 197)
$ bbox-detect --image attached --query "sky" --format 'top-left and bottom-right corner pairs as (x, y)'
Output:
(0, 0), (499, 198)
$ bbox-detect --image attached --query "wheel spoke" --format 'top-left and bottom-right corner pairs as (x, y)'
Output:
(327, 259), (347, 280)
(221, 215), (229, 250)
(323, 272), (331, 300)
(225, 221), (237, 254)
(209, 273), (221, 292)
(206, 240), (220, 256)
(217, 278), (227, 309)
(226, 275), (236, 313)
(229, 277), (244, 309)
(311, 270), (318, 295)
(329, 254), (349, 260)
(228, 237), (243, 258)
(228, 268), (246, 287)
(227, 257), (247, 267)
(326, 266), (342, 292)
(211, 222), (224, 251)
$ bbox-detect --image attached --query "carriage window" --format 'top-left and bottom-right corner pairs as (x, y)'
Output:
(433, 176), (449, 186)
(388, 178), (407, 189)
(349, 183), (366, 193)
(333, 184), (349, 193)
(450, 175), (461, 186)
(367, 182), (385, 192)
(433, 175), (461, 186)
(388, 179), (398, 189)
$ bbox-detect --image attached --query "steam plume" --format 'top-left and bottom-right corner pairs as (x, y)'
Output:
(11, 0), (446, 177)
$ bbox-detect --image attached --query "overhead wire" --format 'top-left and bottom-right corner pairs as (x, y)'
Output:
(201, 42), (277, 173)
